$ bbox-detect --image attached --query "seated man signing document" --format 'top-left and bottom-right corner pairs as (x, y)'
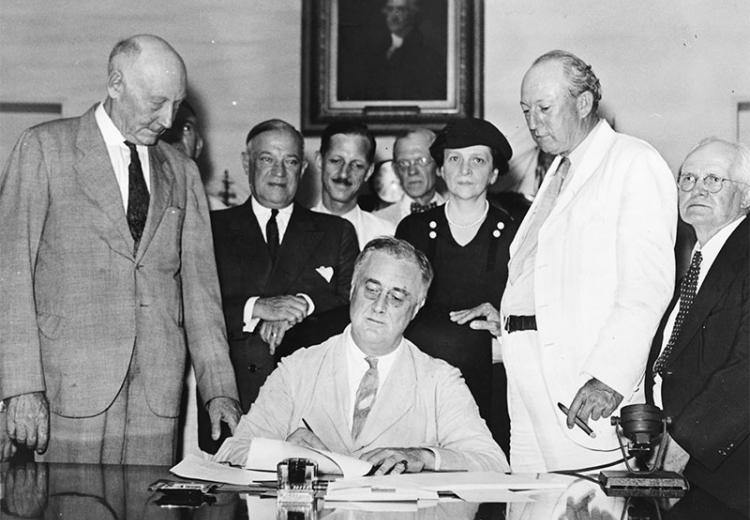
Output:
(214, 237), (508, 474)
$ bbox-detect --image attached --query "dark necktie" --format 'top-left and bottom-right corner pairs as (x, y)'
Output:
(352, 357), (379, 439)
(410, 201), (438, 214)
(653, 250), (703, 375)
(266, 208), (280, 261)
(124, 141), (149, 253)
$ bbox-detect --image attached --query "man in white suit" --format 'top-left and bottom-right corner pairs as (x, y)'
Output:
(499, 50), (677, 471)
(214, 237), (508, 474)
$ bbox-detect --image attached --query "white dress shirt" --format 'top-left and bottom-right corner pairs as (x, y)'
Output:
(94, 103), (150, 208)
(311, 202), (395, 249)
(242, 198), (313, 332)
(654, 215), (746, 407)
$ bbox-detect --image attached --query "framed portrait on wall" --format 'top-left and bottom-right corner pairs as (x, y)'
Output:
(301, 0), (483, 133)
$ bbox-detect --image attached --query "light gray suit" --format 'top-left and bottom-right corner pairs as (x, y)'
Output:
(214, 328), (508, 472)
(0, 105), (238, 463)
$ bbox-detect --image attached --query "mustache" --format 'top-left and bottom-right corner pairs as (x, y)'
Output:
(330, 177), (353, 187)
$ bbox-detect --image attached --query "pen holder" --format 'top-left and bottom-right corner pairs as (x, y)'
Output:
(277, 458), (317, 504)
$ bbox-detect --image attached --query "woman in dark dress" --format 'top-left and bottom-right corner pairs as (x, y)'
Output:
(395, 118), (516, 452)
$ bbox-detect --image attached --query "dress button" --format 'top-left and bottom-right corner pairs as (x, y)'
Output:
(249, 364), (257, 373)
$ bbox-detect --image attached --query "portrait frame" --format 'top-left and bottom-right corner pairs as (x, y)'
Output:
(301, 0), (483, 134)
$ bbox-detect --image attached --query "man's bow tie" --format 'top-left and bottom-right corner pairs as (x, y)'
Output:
(410, 201), (438, 214)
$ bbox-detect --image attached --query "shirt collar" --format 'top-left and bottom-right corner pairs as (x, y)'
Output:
(251, 196), (294, 219)
(95, 102), (135, 150)
(566, 118), (603, 169)
(694, 215), (746, 265)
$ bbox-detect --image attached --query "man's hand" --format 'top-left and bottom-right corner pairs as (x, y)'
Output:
(449, 303), (502, 337)
(0, 405), (18, 461)
(6, 392), (49, 454)
(567, 378), (623, 430)
(253, 295), (309, 324)
(3, 462), (48, 518)
(286, 427), (330, 451)
(661, 433), (690, 474)
(360, 447), (434, 475)
(560, 489), (617, 520)
(259, 319), (293, 355)
(207, 397), (242, 441)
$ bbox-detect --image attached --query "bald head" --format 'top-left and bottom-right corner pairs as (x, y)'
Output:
(104, 35), (187, 145)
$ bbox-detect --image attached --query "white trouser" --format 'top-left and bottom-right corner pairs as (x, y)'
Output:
(502, 330), (623, 473)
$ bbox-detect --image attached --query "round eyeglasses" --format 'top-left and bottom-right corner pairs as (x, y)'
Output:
(678, 173), (748, 193)
(395, 157), (433, 170)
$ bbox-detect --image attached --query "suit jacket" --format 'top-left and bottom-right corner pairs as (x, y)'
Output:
(501, 120), (678, 449)
(646, 218), (749, 512)
(213, 328), (509, 472)
(209, 199), (359, 410)
(0, 105), (237, 418)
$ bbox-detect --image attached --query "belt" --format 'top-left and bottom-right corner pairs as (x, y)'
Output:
(505, 315), (537, 333)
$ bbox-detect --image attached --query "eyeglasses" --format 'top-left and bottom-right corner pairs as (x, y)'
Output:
(395, 157), (433, 170)
(678, 172), (748, 193)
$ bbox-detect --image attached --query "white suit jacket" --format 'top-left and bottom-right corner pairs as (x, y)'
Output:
(214, 328), (508, 472)
(502, 121), (677, 449)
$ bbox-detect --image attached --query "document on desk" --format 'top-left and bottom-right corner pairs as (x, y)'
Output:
(246, 438), (372, 478)
(170, 454), (276, 486)
(330, 471), (574, 494)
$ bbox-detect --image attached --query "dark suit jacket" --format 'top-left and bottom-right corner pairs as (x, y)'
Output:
(646, 217), (749, 513)
(0, 105), (237, 423)
(199, 199), (358, 451)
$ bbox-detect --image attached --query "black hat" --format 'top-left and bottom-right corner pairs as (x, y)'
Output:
(430, 118), (513, 170)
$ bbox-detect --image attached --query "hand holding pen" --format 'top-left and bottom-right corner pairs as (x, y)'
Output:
(285, 418), (330, 450)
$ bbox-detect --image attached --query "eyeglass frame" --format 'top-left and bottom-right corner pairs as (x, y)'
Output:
(677, 172), (750, 193)
(394, 156), (434, 171)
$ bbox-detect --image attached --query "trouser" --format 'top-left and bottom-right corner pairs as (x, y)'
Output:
(502, 330), (622, 473)
(39, 344), (178, 465)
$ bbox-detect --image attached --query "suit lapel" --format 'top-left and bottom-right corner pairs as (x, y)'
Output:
(667, 218), (749, 364)
(232, 200), (274, 292)
(136, 145), (173, 259)
(266, 204), (323, 294)
(354, 344), (416, 449)
(74, 107), (134, 258)
(548, 121), (616, 220)
(317, 336), (357, 453)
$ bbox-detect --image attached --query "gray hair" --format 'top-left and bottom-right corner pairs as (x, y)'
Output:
(245, 118), (304, 156)
(353, 236), (433, 300)
(683, 137), (750, 188)
(533, 50), (602, 114)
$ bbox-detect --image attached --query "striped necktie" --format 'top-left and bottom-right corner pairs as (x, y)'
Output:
(352, 357), (379, 439)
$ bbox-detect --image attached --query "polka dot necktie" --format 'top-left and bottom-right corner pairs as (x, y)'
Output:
(653, 250), (702, 375)
(351, 356), (379, 439)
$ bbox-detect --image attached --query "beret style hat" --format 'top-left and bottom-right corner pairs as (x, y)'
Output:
(429, 118), (513, 165)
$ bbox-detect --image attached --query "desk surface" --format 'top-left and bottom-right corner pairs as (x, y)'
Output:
(0, 460), (745, 519)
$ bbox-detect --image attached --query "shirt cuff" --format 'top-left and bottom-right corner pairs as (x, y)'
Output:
(425, 447), (441, 471)
(243, 297), (260, 333)
(296, 293), (315, 316)
(491, 337), (503, 363)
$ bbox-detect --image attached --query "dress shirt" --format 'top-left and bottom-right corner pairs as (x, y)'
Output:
(502, 120), (600, 316)
(654, 215), (746, 407)
(374, 192), (445, 226)
(242, 198), (313, 332)
(344, 331), (401, 429)
(312, 202), (395, 249)
(94, 103), (150, 208)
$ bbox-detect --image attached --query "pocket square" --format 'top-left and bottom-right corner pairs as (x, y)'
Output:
(316, 266), (334, 283)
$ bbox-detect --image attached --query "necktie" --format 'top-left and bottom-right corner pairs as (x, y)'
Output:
(352, 357), (379, 439)
(508, 156), (570, 282)
(410, 201), (438, 214)
(653, 250), (703, 375)
(124, 141), (149, 253)
(266, 208), (280, 261)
